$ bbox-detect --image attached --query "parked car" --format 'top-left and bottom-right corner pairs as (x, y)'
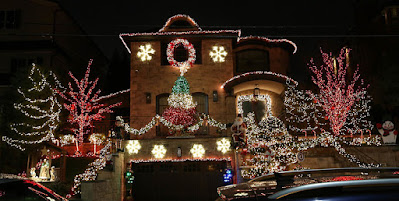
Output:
(0, 174), (68, 201)
(217, 167), (399, 201)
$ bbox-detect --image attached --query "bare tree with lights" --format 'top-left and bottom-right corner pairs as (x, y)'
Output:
(55, 59), (121, 153)
(307, 47), (368, 136)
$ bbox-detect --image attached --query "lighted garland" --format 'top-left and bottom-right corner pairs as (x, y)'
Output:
(66, 140), (112, 198)
(297, 132), (381, 168)
(159, 14), (202, 32)
(237, 94), (272, 116)
(166, 38), (196, 76)
(221, 71), (298, 89)
(116, 113), (226, 135)
(240, 109), (381, 179)
(120, 15), (297, 56)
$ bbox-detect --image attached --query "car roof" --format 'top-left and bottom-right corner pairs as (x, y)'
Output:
(217, 167), (399, 201)
(268, 178), (399, 200)
(249, 167), (399, 183)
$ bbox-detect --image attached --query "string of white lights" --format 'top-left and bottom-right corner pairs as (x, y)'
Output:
(117, 113), (227, 135)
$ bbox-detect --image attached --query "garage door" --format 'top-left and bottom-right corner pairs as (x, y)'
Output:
(131, 161), (228, 201)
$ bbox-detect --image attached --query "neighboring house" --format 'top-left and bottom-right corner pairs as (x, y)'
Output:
(118, 14), (296, 201)
(0, 0), (108, 95)
(0, 0), (109, 174)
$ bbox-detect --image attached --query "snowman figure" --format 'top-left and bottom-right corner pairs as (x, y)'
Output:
(376, 121), (398, 144)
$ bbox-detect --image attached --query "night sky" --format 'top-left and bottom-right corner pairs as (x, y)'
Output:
(60, 1), (399, 119)
(60, 0), (356, 58)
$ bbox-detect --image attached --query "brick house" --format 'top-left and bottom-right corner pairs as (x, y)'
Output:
(118, 14), (296, 201)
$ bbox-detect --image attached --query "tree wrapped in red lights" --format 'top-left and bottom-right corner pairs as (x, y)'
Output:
(55, 60), (121, 152)
(307, 47), (368, 136)
(162, 76), (197, 132)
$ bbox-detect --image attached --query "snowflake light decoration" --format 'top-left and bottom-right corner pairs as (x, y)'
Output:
(126, 140), (141, 154)
(217, 138), (231, 153)
(137, 44), (155, 62)
(190, 144), (205, 158)
(151, 144), (167, 159)
(209, 46), (227, 62)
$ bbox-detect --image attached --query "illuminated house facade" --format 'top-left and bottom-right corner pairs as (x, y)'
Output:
(118, 14), (296, 200)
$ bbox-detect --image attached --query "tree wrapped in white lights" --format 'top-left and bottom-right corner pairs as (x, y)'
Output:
(55, 60), (121, 152)
(2, 64), (62, 151)
(241, 112), (300, 178)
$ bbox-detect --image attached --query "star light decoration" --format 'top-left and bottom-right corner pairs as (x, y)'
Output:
(137, 44), (155, 62)
(126, 140), (141, 154)
(152, 145), (167, 159)
(216, 138), (231, 154)
(209, 46), (227, 62)
(190, 144), (205, 158)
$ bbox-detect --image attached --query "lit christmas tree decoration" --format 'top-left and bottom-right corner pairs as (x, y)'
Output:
(2, 64), (62, 151)
(240, 112), (297, 178)
(209, 46), (227, 62)
(162, 75), (197, 131)
(137, 44), (155, 61)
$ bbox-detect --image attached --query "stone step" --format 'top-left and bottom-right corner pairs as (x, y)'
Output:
(300, 156), (342, 169)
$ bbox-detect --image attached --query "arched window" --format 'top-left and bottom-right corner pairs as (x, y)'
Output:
(192, 92), (208, 135)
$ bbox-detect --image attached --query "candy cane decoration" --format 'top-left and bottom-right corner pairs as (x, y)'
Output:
(366, 129), (372, 138)
(358, 129), (364, 141)
(312, 130), (317, 139)
(302, 130), (307, 138)
(349, 129), (353, 138)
